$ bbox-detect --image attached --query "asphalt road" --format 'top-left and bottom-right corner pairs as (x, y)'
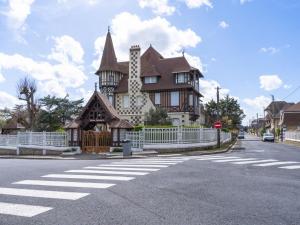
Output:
(0, 135), (300, 225)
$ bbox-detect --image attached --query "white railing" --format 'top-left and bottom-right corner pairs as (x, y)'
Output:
(285, 131), (300, 142)
(0, 132), (68, 147)
(126, 128), (231, 150)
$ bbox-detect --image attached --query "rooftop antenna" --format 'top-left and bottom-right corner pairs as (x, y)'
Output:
(182, 48), (185, 57)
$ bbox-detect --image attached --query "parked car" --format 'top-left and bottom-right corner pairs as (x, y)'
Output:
(238, 131), (245, 139)
(262, 133), (275, 142)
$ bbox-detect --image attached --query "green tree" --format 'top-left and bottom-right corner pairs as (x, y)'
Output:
(36, 95), (83, 131)
(205, 95), (245, 130)
(144, 107), (172, 126)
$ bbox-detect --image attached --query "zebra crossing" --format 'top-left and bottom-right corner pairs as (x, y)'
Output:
(0, 156), (188, 218)
(195, 155), (300, 170)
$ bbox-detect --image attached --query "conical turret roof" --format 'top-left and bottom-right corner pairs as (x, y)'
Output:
(96, 30), (119, 74)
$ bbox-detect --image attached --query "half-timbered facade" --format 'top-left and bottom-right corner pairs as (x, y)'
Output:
(95, 30), (204, 126)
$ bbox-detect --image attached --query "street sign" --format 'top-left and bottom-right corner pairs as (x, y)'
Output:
(214, 121), (222, 129)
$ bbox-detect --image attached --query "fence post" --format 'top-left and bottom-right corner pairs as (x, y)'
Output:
(16, 132), (20, 155)
(42, 131), (46, 155)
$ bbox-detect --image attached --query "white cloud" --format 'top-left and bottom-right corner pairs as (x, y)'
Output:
(240, 0), (252, 4)
(0, 67), (5, 83)
(0, 35), (87, 97)
(184, 53), (203, 72)
(138, 0), (175, 16)
(219, 21), (229, 29)
(259, 47), (279, 55)
(4, 0), (35, 31)
(184, 0), (213, 8)
(283, 84), (292, 89)
(243, 96), (271, 109)
(93, 12), (202, 70)
(0, 91), (21, 109)
(48, 35), (84, 64)
(57, 0), (99, 6)
(259, 75), (283, 91)
(199, 79), (230, 103)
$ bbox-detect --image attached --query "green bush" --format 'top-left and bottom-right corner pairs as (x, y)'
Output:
(133, 125), (144, 131)
(144, 108), (172, 126)
(222, 128), (230, 133)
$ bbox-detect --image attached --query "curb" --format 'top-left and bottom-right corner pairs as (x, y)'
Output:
(0, 141), (237, 160)
(182, 139), (237, 156)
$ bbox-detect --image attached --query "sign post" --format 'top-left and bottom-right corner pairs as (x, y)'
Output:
(214, 120), (222, 148)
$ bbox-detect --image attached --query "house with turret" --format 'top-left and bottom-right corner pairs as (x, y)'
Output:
(66, 30), (204, 152)
(95, 30), (204, 126)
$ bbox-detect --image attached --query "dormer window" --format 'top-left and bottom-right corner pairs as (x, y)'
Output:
(144, 76), (158, 84)
(175, 72), (189, 84)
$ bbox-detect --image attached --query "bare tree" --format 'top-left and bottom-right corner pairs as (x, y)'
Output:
(17, 77), (39, 130)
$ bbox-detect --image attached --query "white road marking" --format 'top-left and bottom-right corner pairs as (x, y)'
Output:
(123, 160), (184, 163)
(196, 157), (240, 161)
(84, 166), (160, 171)
(157, 154), (182, 157)
(117, 160), (184, 165)
(135, 158), (186, 161)
(42, 174), (135, 181)
(99, 164), (168, 168)
(0, 187), (89, 200)
(111, 162), (177, 165)
(232, 159), (277, 165)
(279, 165), (300, 169)
(66, 170), (148, 176)
(14, 180), (115, 189)
(253, 161), (299, 167)
(213, 158), (256, 162)
(0, 202), (52, 217)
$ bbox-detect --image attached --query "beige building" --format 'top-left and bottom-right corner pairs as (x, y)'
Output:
(95, 30), (204, 126)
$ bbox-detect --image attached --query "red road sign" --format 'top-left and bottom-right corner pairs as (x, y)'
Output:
(214, 121), (222, 129)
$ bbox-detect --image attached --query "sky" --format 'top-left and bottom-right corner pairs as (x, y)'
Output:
(0, 0), (299, 125)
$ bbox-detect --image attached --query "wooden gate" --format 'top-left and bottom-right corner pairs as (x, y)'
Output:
(82, 131), (111, 153)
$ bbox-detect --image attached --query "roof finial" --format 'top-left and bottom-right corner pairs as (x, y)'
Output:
(108, 26), (110, 33)
(150, 43), (152, 47)
(182, 48), (185, 57)
(95, 82), (98, 91)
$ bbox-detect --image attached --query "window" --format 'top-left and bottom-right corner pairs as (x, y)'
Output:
(137, 96), (143, 106)
(171, 91), (179, 106)
(144, 76), (158, 84)
(189, 94), (193, 106)
(176, 73), (185, 84)
(155, 93), (160, 105)
(172, 118), (180, 126)
(108, 95), (113, 104)
(109, 74), (114, 85)
(123, 95), (129, 108)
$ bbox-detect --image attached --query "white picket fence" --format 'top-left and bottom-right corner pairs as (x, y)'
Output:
(0, 132), (68, 147)
(126, 128), (232, 151)
(285, 131), (300, 142)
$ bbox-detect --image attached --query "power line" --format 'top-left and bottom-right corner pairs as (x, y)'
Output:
(282, 85), (300, 100)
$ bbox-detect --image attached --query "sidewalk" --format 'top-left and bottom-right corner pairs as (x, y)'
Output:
(0, 140), (235, 160)
(281, 140), (300, 148)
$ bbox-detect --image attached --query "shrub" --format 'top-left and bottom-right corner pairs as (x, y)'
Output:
(144, 108), (172, 126)
(133, 125), (144, 131)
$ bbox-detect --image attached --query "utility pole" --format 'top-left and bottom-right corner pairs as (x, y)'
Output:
(256, 113), (259, 136)
(216, 86), (221, 148)
(263, 107), (266, 131)
(271, 95), (276, 136)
